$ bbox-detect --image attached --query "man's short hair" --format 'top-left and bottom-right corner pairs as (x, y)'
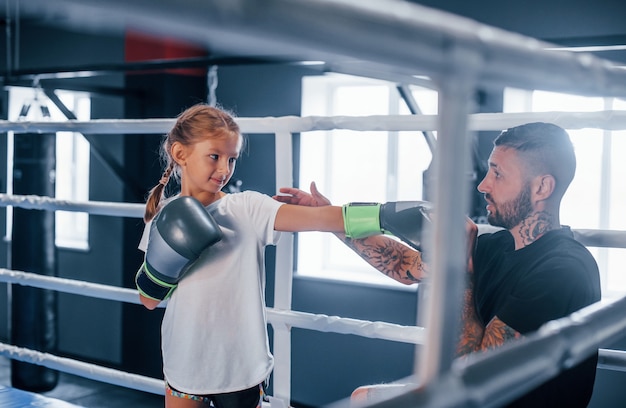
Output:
(494, 122), (576, 197)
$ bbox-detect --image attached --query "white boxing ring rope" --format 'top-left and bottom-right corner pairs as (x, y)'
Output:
(0, 113), (625, 408)
(0, 194), (145, 218)
(0, 342), (164, 395)
(0, 266), (425, 345)
(0, 267), (426, 397)
(3, 110), (626, 135)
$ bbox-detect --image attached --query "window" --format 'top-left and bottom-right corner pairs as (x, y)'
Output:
(7, 87), (91, 250)
(299, 74), (626, 298)
(297, 73), (436, 287)
(504, 89), (626, 300)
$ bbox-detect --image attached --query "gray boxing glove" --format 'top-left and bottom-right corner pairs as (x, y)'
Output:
(135, 196), (223, 301)
(342, 201), (432, 252)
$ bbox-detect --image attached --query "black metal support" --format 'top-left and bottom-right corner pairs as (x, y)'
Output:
(43, 88), (146, 202)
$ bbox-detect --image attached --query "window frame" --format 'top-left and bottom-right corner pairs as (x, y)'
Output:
(6, 86), (91, 251)
(297, 73), (435, 288)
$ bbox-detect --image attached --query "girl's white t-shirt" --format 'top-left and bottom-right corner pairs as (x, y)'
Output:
(139, 191), (283, 395)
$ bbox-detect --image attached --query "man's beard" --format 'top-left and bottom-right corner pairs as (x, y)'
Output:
(487, 183), (533, 229)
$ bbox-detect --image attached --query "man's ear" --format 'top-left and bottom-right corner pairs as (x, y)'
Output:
(534, 174), (555, 202)
(171, 142), (187, 166)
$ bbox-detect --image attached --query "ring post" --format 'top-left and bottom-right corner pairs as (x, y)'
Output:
(416, 48), (480, 385)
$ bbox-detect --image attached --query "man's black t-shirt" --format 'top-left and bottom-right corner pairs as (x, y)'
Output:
(474, 227), (601, 407)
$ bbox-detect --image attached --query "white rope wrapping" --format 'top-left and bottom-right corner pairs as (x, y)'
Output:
(0, 342), (165, 395)
(0, 267), (426, 398)
(272, 130), (295, 402)
(0, 119), (174, 135)
(267, 309), (424, 345)
(597, 349), (626, 373)
(573, 229), (626, 249)
(1, 194), (625, 250)
(0, 268), (141, 305)
(0, 193), (144, 218)
(2, 111), (626, 135)
(0, 269), (423, 346)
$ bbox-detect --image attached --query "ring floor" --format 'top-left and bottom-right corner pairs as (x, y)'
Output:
(0, 356), (162, 407)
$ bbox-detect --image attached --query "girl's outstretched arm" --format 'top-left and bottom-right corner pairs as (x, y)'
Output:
(273, 202), (345, 233)
(274, 181), (344, 232)
(273, 182), (427, 285)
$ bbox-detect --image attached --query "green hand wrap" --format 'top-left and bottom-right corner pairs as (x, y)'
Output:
(342, 202), (383, 239)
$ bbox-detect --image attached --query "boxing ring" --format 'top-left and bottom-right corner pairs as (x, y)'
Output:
(4, 0), (626, 406)
(1, 111), (626, 408)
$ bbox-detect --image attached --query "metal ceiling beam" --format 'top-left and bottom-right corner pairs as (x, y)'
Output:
(0, 56), (285, 81)
(18, 0), (626, 97)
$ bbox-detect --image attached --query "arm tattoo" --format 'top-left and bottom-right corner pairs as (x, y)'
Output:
(481, 317), (522, 350)
(343, 236), (426, 284)
(457, 222), (522, 356)
(458, 314), (521, 355)
(457, 275), (484, 356)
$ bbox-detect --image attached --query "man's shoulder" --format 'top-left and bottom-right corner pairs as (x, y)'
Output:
(477, 226), (511, 247)
(540, 228), (595, 259)
(532, 229), (601, 301)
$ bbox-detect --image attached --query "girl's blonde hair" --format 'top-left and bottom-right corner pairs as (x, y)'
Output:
(143, 104), (242, 222)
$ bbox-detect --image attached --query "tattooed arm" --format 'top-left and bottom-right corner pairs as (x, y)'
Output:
(273, 182), (428, 284)
(458, 315), (522, 356)
(457, 221), (521, 356)
(343, 235), (427, 284)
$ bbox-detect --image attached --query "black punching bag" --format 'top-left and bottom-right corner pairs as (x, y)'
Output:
(10, 132), (58, 392)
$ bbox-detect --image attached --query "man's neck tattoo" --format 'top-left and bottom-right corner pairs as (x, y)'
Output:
(518, 211), (557, 246)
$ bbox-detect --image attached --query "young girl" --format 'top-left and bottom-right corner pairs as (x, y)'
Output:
(137, 104), (346, 408)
